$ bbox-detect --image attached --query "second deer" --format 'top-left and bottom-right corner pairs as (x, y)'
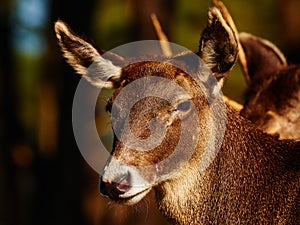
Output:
(239, 32), (300, 140)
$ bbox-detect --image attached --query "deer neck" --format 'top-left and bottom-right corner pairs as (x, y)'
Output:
(155, 106), (300, 225)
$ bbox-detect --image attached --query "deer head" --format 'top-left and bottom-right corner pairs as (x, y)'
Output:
(54, 5), (238, 205)
(239, 32), (300, 140)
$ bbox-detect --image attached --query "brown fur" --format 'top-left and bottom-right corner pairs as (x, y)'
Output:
(157, 106), (300, 224)
(240, 33), (300, 140)
(54, 2), (300, 224)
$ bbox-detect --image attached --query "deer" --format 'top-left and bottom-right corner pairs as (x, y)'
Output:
(210, 0), (300, 141)
(238, 32), (300, 140)
(54, 2), (300, 225)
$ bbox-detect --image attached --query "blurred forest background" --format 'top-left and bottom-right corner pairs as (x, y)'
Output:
(1, 0), (300, 224)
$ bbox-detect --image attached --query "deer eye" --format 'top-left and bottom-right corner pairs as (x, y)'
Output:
(175, 100), (192, 112)
(106, 98), (113, 113)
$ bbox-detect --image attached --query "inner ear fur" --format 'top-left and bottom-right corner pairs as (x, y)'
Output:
(54, 20), (123, 88)
(198, 6), (238, 80)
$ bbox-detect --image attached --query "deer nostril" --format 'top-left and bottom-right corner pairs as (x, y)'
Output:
(99, 172), (131, 200)
(116, 172), (131, 192)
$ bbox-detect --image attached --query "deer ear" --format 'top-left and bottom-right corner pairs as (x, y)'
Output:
(54, 20), (122, 88)
(239, 32), (287, 85)
(198, 6), (238, 80)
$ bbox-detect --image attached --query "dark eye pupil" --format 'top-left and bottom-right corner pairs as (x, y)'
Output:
(106, 99), (113, 112)
(176, 101), (191, 112)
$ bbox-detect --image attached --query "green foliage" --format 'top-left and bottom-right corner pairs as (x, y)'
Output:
(91, 0), (131, 49)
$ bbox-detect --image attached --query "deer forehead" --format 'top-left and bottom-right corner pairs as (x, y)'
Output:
(120, 61), (195, 81)
(116, 61), (205, 96)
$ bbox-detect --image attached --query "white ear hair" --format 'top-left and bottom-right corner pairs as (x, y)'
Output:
(54, 20), (122, 88)
(85, 57), (122, 88)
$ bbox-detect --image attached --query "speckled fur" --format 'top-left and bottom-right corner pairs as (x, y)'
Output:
(54, 3), (300, 225)
(156, 106), (300, 225)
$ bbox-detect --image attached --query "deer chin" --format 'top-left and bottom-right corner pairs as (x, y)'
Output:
(119, 187), (152, 205)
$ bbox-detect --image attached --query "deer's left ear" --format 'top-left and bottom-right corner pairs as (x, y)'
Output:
(239, 32), (287, 85)
(54, 20), (123, 89)
(198, 6), (238, 80)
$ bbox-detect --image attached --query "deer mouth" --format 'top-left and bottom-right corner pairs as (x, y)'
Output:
(100, 180), (152, 205)
(118, 187), (152, 205)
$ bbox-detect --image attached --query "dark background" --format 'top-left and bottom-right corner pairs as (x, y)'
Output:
(1, 0), (300, 224)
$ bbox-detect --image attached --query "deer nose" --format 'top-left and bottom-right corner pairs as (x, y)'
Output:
(99, 172), (131, 200)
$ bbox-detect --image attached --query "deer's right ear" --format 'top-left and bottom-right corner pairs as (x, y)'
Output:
(54, 20), (122, 88)
(198, 6), (238, 80)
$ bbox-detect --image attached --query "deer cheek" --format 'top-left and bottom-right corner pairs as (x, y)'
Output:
(113, 118), (181, 167)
